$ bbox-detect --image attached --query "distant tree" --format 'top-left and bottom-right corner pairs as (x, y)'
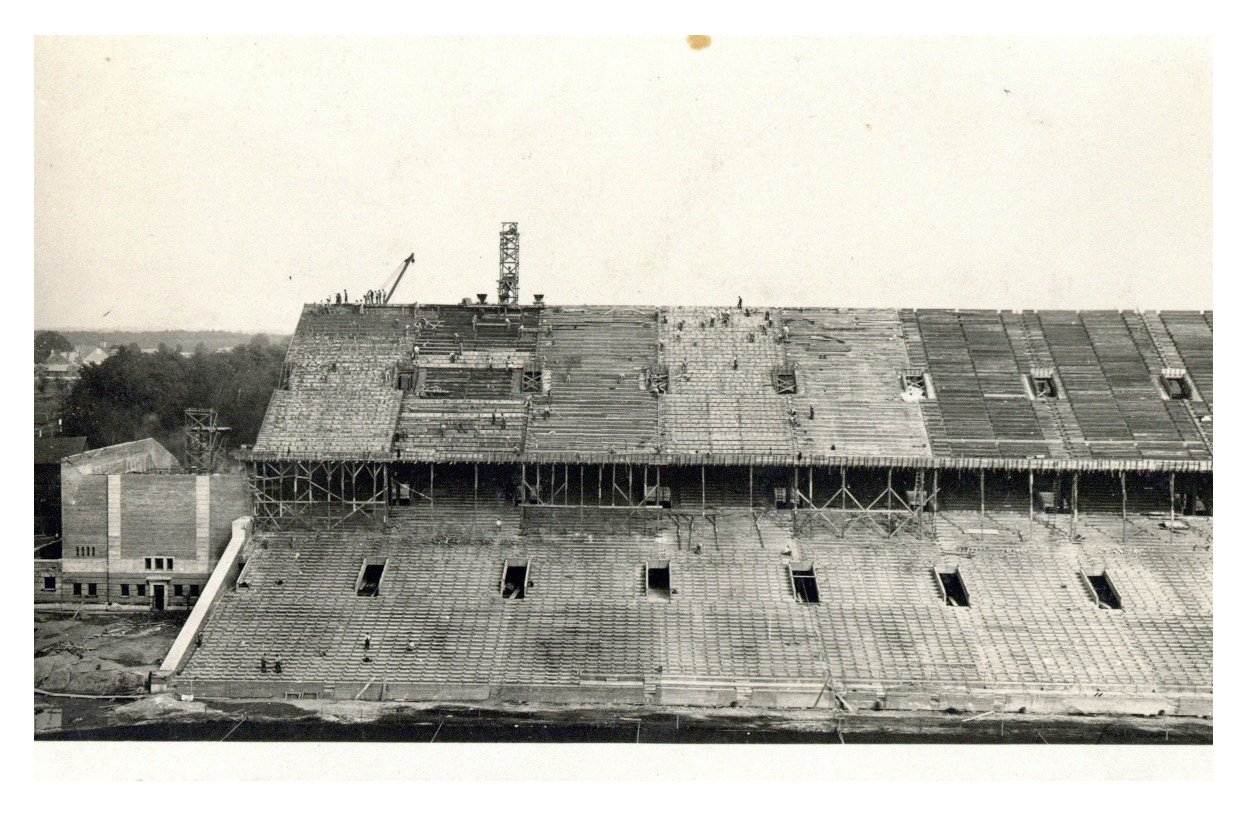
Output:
(63, 338), (288, 452)
(34, 330), (74, 363)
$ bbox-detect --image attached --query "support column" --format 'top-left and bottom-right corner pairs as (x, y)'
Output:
(1071, 472), (1079, 538)
(1121, 470), (1128, 545)
(701, 465), (706, 516)
(841, 466), (847, 539)
(887, 468), (893, 535)
(598, 464), (603, 507)
(472, 463), (479, 539)
(932, 469), (939, 538)
(1169, 472), (1176, 522)
(1028, 469), (1038, 541)
(748, 465), (753, 513)
(429, 462), (435, 539)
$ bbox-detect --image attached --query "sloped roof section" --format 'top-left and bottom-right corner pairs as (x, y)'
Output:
(63, 437), (181, 474)
(526, 306), (661, 459)
(250, 303), (1212, 469)
(252, 304), (409, 459)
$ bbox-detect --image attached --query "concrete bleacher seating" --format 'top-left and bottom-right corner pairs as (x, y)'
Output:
(221, 301), (1211, 710)
(179, 503), (1212, 701)
(659, 307), (794, 457)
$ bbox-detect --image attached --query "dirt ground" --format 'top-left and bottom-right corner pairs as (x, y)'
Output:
(35, 609), (184, 696)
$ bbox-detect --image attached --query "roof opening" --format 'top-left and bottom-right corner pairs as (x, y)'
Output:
(1026, 370), (1060, 400)
(647, 367), (669, 395)
(1159, 371), (1193, 400)
(501, 561), (529, 600)
(356, 560), (387, 597)
(521, 368), (543, 394)
(937, 569), (970, 607)
(1085, 572), (1122, 610)
(773, 364), (798, 395)
(789, 564), (820, 603)
(396, 369), (416, 390)
(645, 561), (671, 599)
(901, 370), (933, 400)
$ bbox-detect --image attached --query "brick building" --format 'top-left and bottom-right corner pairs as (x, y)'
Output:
(36, 438), (249, 609)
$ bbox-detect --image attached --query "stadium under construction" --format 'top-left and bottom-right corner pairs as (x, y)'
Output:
(153, 225), (1212, 717)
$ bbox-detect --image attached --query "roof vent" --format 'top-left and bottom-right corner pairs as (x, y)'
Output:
(533, 293), (545, 305)
(477, 293), (489, 304)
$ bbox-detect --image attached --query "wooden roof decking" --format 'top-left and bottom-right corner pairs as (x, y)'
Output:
(249, 304), (1213, 469)
(781, 308), (930, 458)
(659, 307), (795, 458)
(394, 397), (527, 459)
(252, 305), (410, 458)
(526, 307), (661, 458)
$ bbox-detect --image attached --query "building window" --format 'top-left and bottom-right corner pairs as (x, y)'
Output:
(120, 584), (130, 597)
(73, 583), (82, 596)
(190, 584), (200, 596)
(155, 558), (165, 570)
(42, 576), (56, 592)
(137, 584), (147, 597)
(789, 564), (820, 604)
(87, 583), (98, 597)
(145, 558), (152, 570)
(174, 584), (184, 597)
(168, 558), (174, 570)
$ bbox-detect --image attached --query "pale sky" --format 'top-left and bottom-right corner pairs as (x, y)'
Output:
(34, 37), (1211, 334)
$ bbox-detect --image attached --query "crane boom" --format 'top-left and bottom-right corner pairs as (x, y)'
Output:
(384, 253), (415, 304)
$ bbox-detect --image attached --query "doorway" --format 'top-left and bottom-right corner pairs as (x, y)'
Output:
(152, 582), (165, 612)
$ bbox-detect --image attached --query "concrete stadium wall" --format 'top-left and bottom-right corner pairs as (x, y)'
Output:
(166, 674), (1211, 718)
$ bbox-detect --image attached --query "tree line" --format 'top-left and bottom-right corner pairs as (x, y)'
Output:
(58, 334), (287, 455)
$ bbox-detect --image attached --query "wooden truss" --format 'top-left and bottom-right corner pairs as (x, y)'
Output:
(518, 462), (668, 510)
(790, 466), (939, 540)
(248, 460), (388, 531)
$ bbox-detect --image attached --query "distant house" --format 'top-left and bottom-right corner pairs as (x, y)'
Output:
(81, 346), (116, 366)
(36, 351), (82, 384)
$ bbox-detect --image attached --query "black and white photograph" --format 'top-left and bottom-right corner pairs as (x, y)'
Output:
(26, 25), (1224, 783)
